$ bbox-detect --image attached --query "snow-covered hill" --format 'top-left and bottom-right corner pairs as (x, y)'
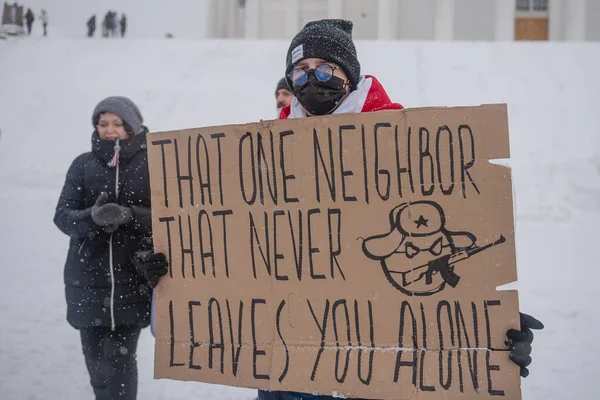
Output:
(1, 35), (599, 399)
(4, 0), (210, 39)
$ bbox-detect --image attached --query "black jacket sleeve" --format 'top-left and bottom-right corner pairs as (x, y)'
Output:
(54, 155), (100, 238)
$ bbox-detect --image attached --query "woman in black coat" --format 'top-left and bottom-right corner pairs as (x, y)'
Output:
(54, 96), (152, 400)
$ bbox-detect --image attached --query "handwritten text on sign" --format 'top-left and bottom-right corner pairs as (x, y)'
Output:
(147, 105), (521, 399)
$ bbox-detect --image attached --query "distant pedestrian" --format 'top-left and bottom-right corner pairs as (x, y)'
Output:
(108, 11), (117, 37)
(40, 9), (48, 36)
(120, 14), (127, 38)
(87, 15), (96, 37)
(25, 8), (34, 35)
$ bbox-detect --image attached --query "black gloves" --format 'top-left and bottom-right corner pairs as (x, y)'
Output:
(506, 312), (544, 378)
(91, 192), (134, 232)
(134, 250), (168, 288)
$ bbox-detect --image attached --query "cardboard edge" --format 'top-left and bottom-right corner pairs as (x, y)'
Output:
(146, 104), (509, 138)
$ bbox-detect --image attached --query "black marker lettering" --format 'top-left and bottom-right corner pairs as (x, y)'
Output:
(174, 137), (194, 208)
(251, 298), (269, 380)
(458, 125), (480, 198)
(249, 211), (271, 279)
(486, 350), (505, 396)
(169, 301), (185, 367)
(437, 301), (454, 390)
(188, 301), (202, 370)
(213, 210), (233, 278)
(361, 124), (369, 204)
(328, 209), (344, 280)
(280, 130), (298, 203)
(159, 217), (175, 278)
(151, 139), (172, 207)
(276, 300), (289, 382)
(208, 298), (224, 373)
(332, 299), (351, 383)
(484, 300), (501, 349)
(354, 300), (374, 385)
(394, 301), (417, 385)
(225, 300), (244, 377)
(308, 208), (325, 280)
(339, 125), (357, 202)
(308, 299), (330, 381)
(436, 126), (455, 195)
(179, 215), (195, 279)
(420, 303), (435, 391)
(239, 133), (257, 205)
(273, 210), (288, 281)
(313, 128), (336, 202)
(455, 301), (478, 392)
(419, 127), (435, 196)
(257, 131), (278, 205)
(374, 122), (392, 200)
(196, 134), (213, 206)
(210, 133), (225, 206)
(288, 210), (303, 281)
(198, 210), (215, 277)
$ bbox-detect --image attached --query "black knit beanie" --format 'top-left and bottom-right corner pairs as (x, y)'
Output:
(285, 19), (360, 90)
(275, 77), (291, 97)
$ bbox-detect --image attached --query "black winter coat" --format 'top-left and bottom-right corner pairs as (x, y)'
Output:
(54, 129), (153, 329)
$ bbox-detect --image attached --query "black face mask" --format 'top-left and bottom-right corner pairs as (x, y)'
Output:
(293, 72), (348, 116)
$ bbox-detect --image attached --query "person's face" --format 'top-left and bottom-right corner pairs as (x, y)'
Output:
(276, 88), (294, 109)
(97, 112), (129, 141)
(289, 58), (351, 116)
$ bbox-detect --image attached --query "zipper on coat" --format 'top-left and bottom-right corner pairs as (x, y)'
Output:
(108, 139), (120, 331)
(77, 238), (87, 255)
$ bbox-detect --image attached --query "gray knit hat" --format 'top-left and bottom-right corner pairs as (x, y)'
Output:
(285, 19), (360, 90)
(275, 77), (291, 97)
(92, 96), (144, 135)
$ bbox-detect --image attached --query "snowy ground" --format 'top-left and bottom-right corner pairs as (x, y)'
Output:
(1, 36), (600, 400)
(3, 0), (210, 39)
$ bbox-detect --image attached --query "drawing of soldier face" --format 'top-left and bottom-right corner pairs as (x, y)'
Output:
(362, 201), (476, 296)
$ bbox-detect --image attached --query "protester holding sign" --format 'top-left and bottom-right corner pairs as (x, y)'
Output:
(273, 18), (543, 399)
(54, 96), (153, 400)
(136, 18), (544, 400)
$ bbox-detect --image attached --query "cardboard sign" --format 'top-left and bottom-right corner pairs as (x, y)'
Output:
(147, 104), (521, 399)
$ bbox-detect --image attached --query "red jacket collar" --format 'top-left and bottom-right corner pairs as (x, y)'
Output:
(279, 75), (403, 119)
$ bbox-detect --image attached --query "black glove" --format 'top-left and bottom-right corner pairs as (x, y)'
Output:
(91, 192), (134, 228)
(134, 250), (168, 288)
(506, 312), (544, 378)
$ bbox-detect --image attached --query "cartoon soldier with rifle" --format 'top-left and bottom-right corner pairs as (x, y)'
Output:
(362, 200), (505, 296)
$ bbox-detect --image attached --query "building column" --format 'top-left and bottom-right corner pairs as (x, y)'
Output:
(377, 0), (396, 39)
(207, 0), (223, 38)
(549, 0), (564, 40)
(227, 0), (238, 38)
(565, 0), (586, 41)
(328, 0), (343, 19)
(285, 0), (299, 38)
(494, 0), (515, 40)
(244, 0), (260, 39)
(434, 0), (454, 40)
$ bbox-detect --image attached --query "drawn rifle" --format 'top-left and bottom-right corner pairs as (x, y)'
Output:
(400, 235), (506, 288)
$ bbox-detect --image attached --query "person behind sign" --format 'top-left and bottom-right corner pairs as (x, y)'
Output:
(54, 96), (158, 400)
(275, 77), (294, 118)
(135, 18), (544, 400)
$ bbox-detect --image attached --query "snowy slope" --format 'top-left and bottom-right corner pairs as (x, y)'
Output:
(1, 36), (600, 400)
(9, 0), (210, 39)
